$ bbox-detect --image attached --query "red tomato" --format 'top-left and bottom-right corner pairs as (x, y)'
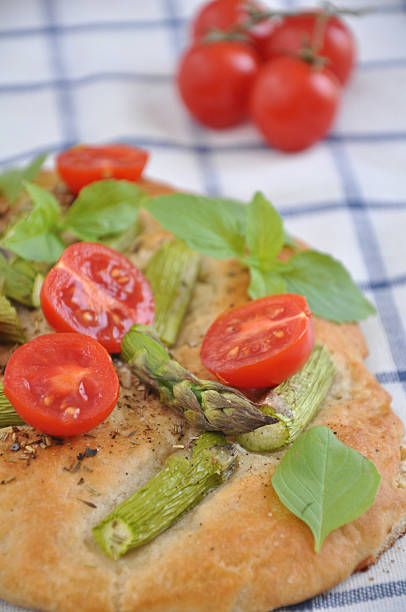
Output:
(250, 56), (340, 152)
(3, 333), (119, 436)
(192, 0), (275, 58)
(201, 294), (315, 388)
(41, 242), (154, 353)
(263, 13), (356, 85)
(177, 41), (260, 128)
(57, 144), (149, 194)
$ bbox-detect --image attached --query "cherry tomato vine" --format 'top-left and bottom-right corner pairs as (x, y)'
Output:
(177, 1), (370, 151)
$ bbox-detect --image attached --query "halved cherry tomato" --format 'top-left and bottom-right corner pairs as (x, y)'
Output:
(56, 144), (149, 194)
(201, 294), (315, 388)
(177, 41), (260, 128)
(192, 0), (275, 58)
(3, 333), (119, 436)
(263, 13), (356, 85)
(41, 242), (154, 353)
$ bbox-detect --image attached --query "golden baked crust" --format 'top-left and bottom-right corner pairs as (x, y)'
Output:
(0, 175), (406, 612)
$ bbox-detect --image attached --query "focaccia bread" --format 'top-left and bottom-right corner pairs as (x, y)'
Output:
(0, 175), (406, 612)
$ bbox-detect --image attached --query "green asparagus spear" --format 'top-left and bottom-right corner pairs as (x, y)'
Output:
(0, 253), (44, 307)
(93, 432), (236, 559)
(122, 325), (277, 434)
(0, 295), (25, 344)
(146, 239), (200, 347)
(122, 326), (336, 448)
(236, 344), (336, 452)
(0, 383), (25, 427)
(100, 219), (139, 253)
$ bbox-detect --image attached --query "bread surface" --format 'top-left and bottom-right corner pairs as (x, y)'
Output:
(0, 175), (406, 612)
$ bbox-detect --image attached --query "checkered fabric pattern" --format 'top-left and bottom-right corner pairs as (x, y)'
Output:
(1, 0), (406, 610)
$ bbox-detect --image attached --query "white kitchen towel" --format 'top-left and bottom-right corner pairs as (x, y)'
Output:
(0, 0), (406, 610)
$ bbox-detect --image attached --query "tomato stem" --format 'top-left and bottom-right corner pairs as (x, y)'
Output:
(202, 3), (372, 45)
(311, 11), (330, 56)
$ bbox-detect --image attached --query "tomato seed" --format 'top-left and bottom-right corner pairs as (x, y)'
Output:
(43, 395), (53, 406)
(117, 276), (129, 284)
(112, 313), (121, 324)
(111, 268), (121, 278)
(250, 343), (261, 354)
(227, 346), (239, 358)
(273, 330), (284, 338)
(64, 407), (80, 417)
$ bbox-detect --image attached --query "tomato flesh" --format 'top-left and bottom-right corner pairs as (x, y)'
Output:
(41, 242), (154, 353)
(201, 294), (315, 388)
(57, 144), (149, 193)
(3, 333), (119, 436)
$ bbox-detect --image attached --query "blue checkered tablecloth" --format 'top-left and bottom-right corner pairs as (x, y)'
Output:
(1, 1), (406, 611)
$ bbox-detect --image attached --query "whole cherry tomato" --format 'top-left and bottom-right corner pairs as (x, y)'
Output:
(41, 242), (154, 353)
(57, 144), (149, 194)
(192, 0), (275, 58)
(3, 333), (119, 437)
(177, 41), (260, 129)
(250, 56), (340, 152)
(201, 294), (315, 388)
(263, 13), (356, 85)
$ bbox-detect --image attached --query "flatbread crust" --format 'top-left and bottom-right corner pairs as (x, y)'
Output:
(0, 175), (406, 612)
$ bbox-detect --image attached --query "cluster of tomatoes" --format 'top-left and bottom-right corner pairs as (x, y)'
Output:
(177, 0), (356, 151)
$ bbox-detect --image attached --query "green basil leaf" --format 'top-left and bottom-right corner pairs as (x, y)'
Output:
(248, 267), (287, 299)
(24, 182), (62, 226)
(272, 426), (381, 552)
(246, 192), (284, 266)
(282, 250), (376, 322)
(65, 179), (143, 241)
(1, 182), (64, 263)
(145, 194), (246, 259)
(0, 153), (47, 204)
(283, 231), (301, 250)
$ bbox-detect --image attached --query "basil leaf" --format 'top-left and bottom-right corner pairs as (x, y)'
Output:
(282, 250), (376, 322)
(272, 426), (381, 552)
(65, 179), (143, 241)
(24, 182), (62, 226)
(0, 153), (47, 204)
(284, 231), (300, 250)
(1, 183), (64, 263)
(246, 192), (284, 267)
(248, 267), (287, 299)
(146, 194), (246, 259)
